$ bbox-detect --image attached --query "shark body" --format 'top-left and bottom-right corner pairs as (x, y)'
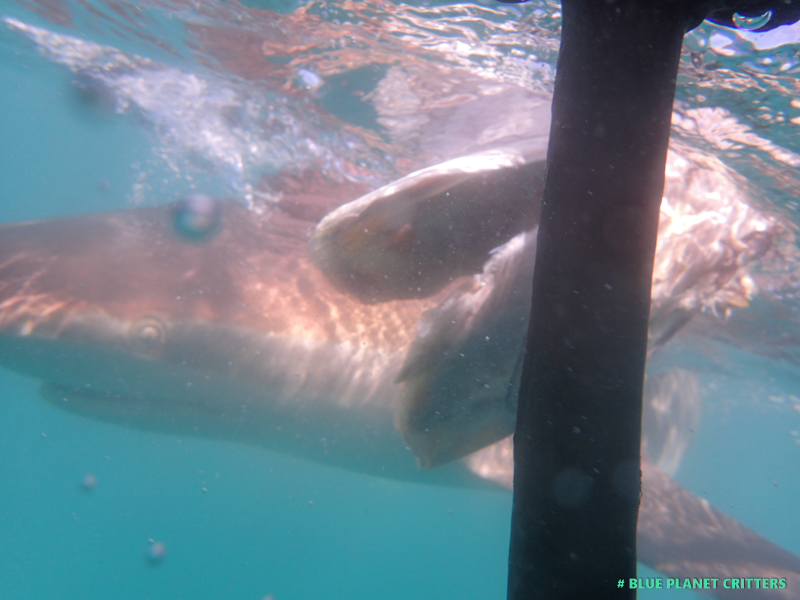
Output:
(1, 153), (799, 596)
(0, 199), (476, 484)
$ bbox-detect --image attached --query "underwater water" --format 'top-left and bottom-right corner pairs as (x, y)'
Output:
(0, 1), (799, 599)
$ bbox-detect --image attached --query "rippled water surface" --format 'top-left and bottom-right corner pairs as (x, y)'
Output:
(1, 2), (799, 599)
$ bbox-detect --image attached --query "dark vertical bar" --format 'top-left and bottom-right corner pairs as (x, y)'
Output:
(508, 2), (687, 598)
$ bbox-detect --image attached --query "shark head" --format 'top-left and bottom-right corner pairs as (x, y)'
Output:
(0, 201), (306, 399)
(0, 198), (468, 480)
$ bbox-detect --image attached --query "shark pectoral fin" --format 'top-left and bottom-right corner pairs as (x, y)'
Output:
(394, 364), (516, 469)
(463, 435), (515, 489)
(392, 320), (518, 470)
(639, 458), (800, 598)
(309, 150), (545, 303)
(393, 232), (535, 469)
(642, 369), (701, 477)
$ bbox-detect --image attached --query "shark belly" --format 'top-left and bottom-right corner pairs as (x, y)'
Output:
(0, 305), (487, 487)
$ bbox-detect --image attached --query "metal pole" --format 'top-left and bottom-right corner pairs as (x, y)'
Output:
(508, 2), (686, 598)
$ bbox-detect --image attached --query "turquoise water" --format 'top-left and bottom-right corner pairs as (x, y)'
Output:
(1, 2), (799, 599)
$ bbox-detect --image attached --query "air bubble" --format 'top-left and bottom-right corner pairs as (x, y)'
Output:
(732, 10), (772, 30)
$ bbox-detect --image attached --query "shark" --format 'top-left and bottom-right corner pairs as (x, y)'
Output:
(1, 141), (799, 597)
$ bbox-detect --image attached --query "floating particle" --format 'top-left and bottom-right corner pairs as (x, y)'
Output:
(81, 473), (97, 491)
(147, 540), (166, 565)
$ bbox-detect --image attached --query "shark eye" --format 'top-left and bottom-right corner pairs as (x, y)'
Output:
(129, 316), (166, 355)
